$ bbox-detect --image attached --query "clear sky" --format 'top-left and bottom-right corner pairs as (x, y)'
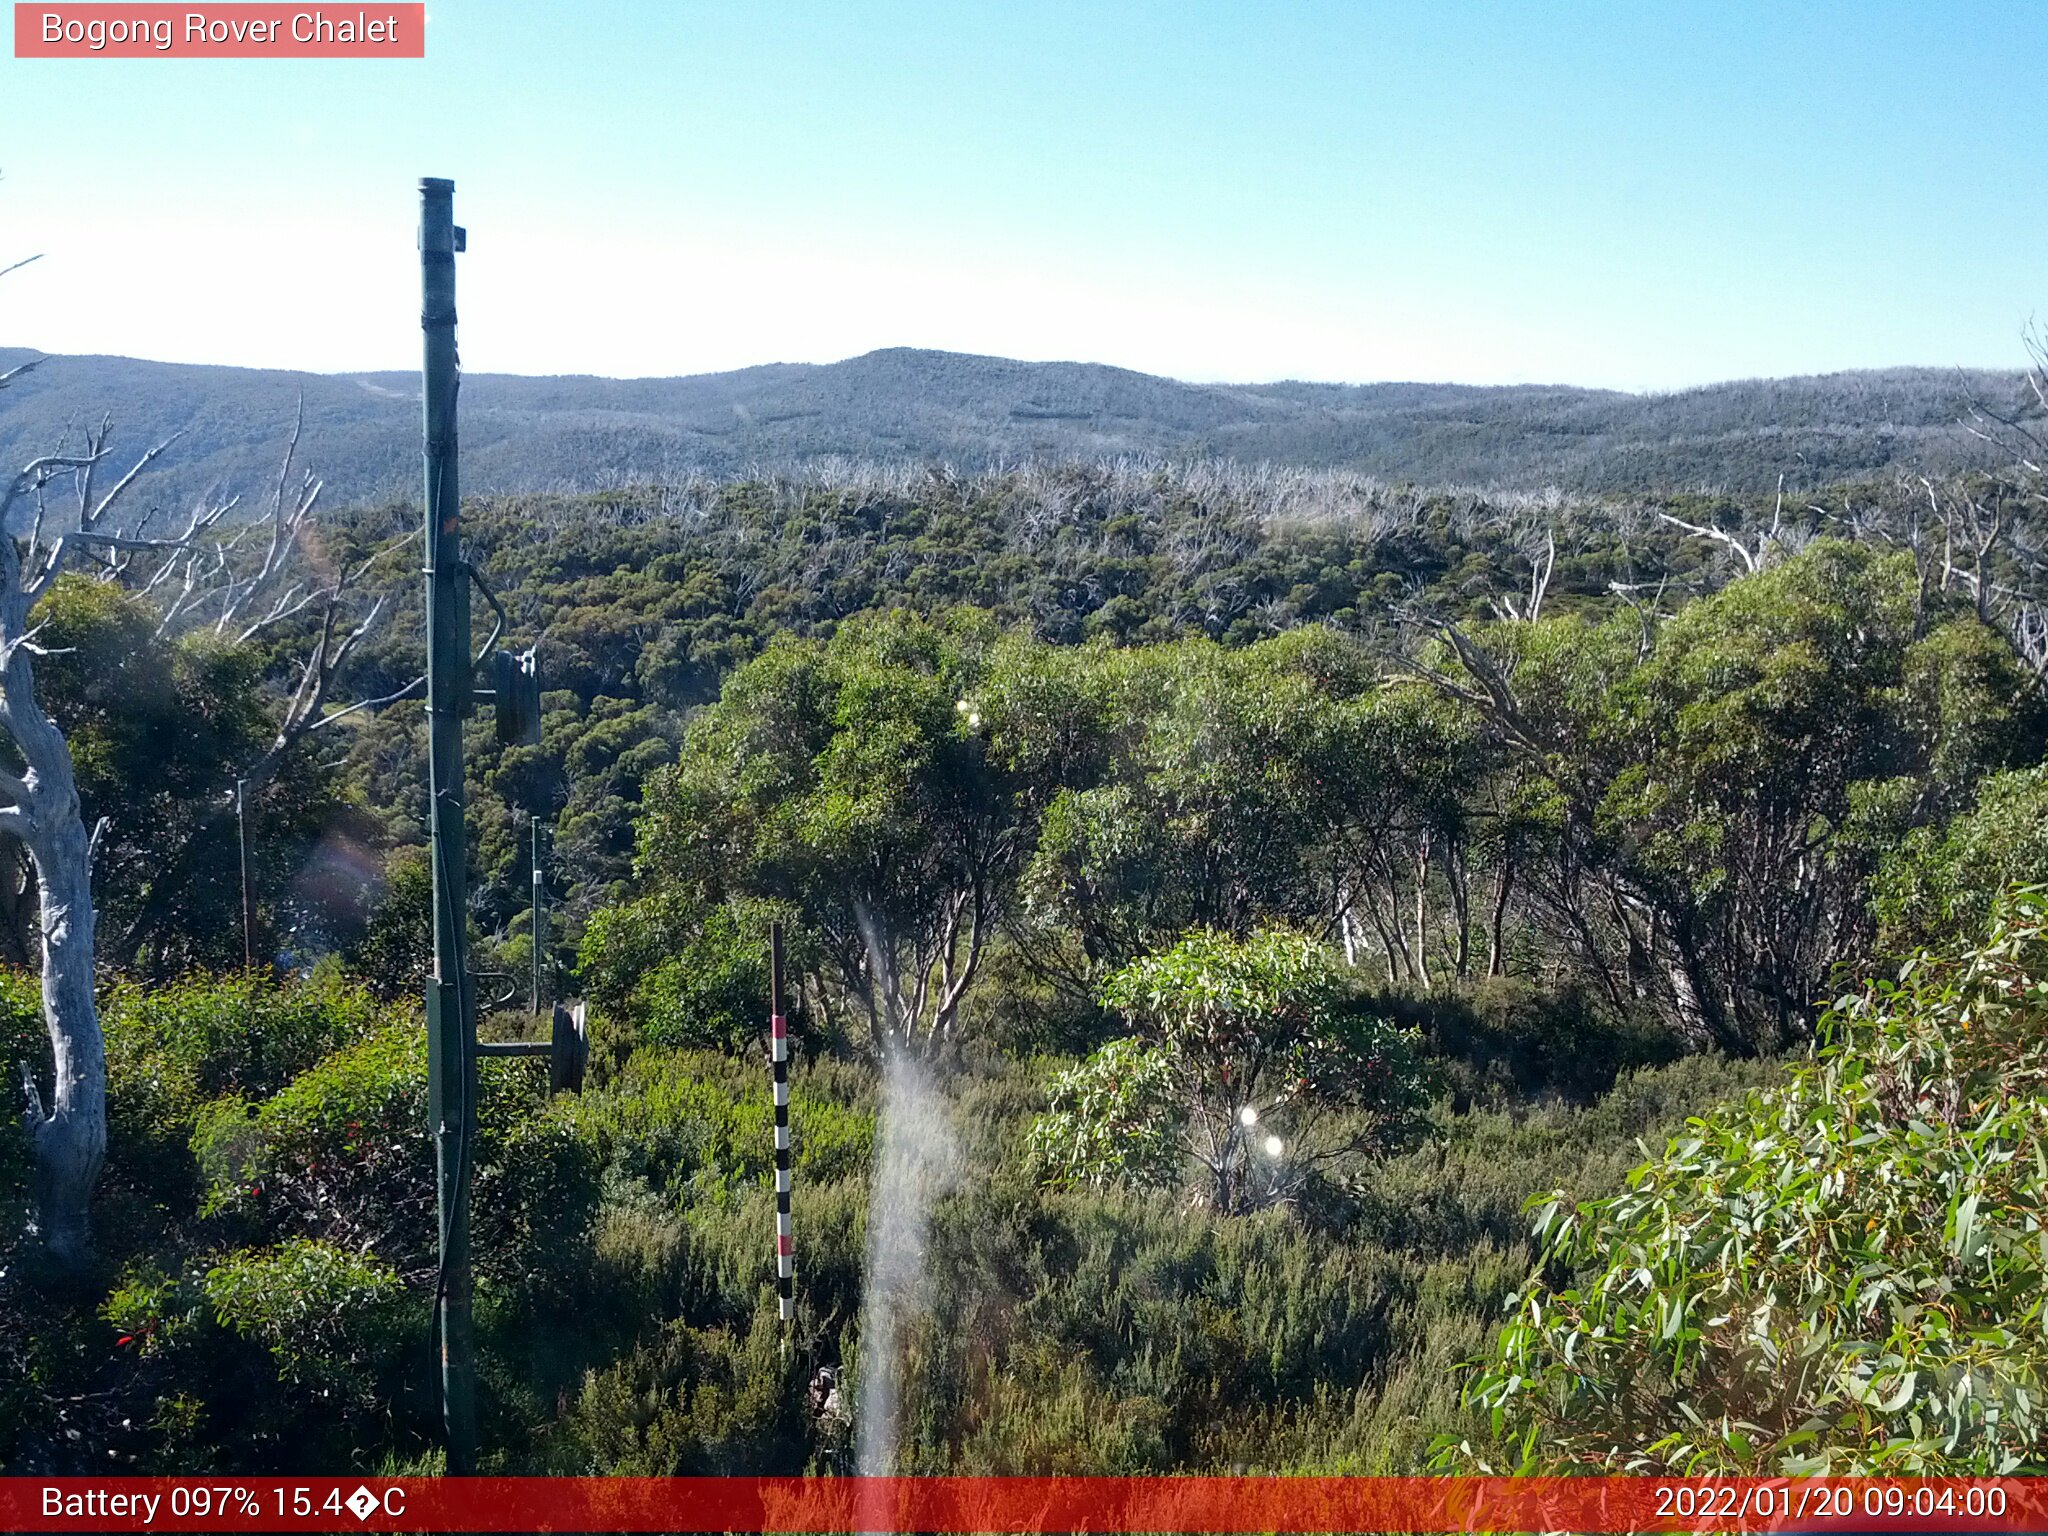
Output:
(2, 1), (2043, 389)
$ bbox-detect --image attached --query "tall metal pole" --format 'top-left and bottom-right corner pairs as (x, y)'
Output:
(530, 818), (545, 1018)
(235, 777), (253, 969)
(419, 176), (476, 1475)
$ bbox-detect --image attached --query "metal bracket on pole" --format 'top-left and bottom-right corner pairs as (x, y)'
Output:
(474, 1001), (586, 1094)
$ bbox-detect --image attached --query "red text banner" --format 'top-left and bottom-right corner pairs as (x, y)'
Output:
(15, 5), (425, 58)
(1, 1476), (2044, 1533)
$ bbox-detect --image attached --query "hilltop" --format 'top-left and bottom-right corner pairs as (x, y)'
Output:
(0, 344), (2025, 508)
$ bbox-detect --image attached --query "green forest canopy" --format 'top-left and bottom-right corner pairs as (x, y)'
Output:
(6, 451), (2048, 1474)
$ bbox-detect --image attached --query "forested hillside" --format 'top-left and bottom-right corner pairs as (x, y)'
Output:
(7, 437), (2048, 1475)
(0, 345), (2022, 510)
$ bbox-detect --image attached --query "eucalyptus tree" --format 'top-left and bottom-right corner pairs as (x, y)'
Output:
(1412, 540), (2047, 1053)
(1020, 628), (1383, 983)
(622, 607), (1084, 1057)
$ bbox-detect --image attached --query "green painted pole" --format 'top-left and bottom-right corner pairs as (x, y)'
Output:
(419, 175), (476, 1475)
(235, 777), (253, 968)
(531, 817), (545, 1018)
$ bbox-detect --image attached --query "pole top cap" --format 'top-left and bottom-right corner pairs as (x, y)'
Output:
(420, 177), (455, 196)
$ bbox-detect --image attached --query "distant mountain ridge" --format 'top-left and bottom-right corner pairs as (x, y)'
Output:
(0, 344), (2025, 508)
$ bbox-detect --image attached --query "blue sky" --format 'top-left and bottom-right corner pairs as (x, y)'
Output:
(3, 1), (2043, 388)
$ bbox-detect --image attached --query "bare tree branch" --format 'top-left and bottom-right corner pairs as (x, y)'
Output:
(301, 673), (425, 733)
(1657, 511), (1761, 574)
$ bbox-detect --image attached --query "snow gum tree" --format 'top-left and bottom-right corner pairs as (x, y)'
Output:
(1, 323), (365, 1265)
(0, 414), (194, 1268)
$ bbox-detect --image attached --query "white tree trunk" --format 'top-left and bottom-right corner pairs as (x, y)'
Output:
(23, 811), (101, 1267)
(0, 399), (264, 1268)
(1, 547), (106, 1268)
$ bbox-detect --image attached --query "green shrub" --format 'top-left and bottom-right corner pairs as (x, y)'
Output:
(1876, 765), (2048, 960)
(189, 1021), (545, 1275)
(104, 970), (379, 1112)
(555, 1047), (874, 1200)
(474, 1102), (607, 1317)
(846, 1048), (1770, 1475)
(102, 971), (379, 1200)
(203, 1239), (413, 1395)
(1027, 1036), (1180, 1192)
(1039, 927), (1428, 1211)
(1382, 976), (1677, 1107)
(89, 1239), (423, 1468)
(102, 1264), (209, 1359)
(0, 969), (44, 1241)
(548, 1306), (806, 1473)
(502, 1049), (874, 1366)
(192, 1027), (432, 1260)
(1453, 887), (2048, 1474)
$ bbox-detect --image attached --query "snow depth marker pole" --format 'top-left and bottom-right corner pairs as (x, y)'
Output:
(771, 920), (794, 1324)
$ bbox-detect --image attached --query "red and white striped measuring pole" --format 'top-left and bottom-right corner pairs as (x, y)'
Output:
(769, 921), (794, 1323)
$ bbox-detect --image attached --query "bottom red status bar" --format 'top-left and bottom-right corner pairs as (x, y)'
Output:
(5, 1476), (2042, 1533)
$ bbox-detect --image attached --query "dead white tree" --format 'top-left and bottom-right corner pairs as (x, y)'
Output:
(1909, 339), (2048, 677)
(1961, 334), (2048, 482)
(1917, 474), (2007, 620)
(1602, 576), (1676, 663)
(1655, 472), (1794, 575)
(149, 404), (421, 766)
(1, 351), (419, 1260)
(1488, 525), (1556, 623)
(2, 408), (230, 1266)
(102, 415), (422, 968)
